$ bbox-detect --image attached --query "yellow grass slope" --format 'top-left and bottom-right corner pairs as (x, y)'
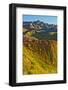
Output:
(23, 37), (57, 75)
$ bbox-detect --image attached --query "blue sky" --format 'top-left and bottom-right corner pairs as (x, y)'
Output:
(23, 15), (57, 25)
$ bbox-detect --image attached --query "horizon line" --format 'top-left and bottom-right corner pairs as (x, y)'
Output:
(23, 20), (57, 25)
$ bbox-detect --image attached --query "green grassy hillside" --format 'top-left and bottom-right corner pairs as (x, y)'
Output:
(23, 28), (57, 41)
(32, 32), (57, 40)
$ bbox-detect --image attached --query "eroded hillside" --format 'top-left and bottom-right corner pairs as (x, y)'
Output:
(23, 36), (57, 75)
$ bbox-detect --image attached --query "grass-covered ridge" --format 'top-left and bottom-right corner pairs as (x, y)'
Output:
(23, 36), (57, 75)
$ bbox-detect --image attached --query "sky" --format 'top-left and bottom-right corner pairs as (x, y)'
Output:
(23, 15), (57, 25)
